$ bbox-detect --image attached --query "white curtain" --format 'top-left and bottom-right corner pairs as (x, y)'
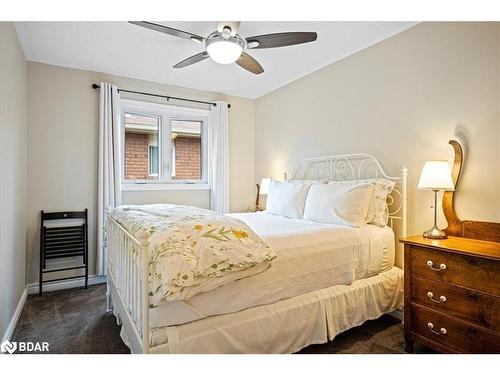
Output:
(209, 101), (230, 214)
(97, 82), (122, 276)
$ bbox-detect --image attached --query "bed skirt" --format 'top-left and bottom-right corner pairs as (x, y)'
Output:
(115, 266), (403, 354)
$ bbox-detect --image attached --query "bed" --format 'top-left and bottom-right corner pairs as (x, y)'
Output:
(105, 153), (407, 353)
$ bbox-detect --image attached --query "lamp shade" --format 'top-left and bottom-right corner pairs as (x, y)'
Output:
(260, 178), (271, 195)
(417, 161), (455, 191)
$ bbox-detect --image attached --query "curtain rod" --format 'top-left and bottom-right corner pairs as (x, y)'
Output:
(91, 84), (231, 108)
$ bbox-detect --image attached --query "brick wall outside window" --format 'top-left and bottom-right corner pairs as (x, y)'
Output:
(124, 133), (202, 180)
(174, 136), (201, 180)
(125, 133), (151, 180)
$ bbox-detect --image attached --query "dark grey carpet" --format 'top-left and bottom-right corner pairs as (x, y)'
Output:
(12, 284), (432, 354)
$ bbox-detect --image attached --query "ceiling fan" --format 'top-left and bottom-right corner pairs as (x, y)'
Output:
(129, 21), (318, 75)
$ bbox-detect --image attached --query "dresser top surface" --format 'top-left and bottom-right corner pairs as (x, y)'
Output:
(400, 235), (500, 260)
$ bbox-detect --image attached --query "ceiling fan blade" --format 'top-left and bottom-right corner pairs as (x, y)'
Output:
(236, 52), (264, 75)
(173, 52), (209, 69)
(129, 21), (205, 43)
(246, 32), (317, 49)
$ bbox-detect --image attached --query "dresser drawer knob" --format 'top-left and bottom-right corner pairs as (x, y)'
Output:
(426, 260), (447, 271)
(427, 322), (447, 335)
(427, 291), (447, 303)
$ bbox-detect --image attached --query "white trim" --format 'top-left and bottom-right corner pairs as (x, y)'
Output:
(1, 288), (27, 345)
(148, 145), (159, 177)
(121, 183), (210, 191)
(26, 275), (106, 295)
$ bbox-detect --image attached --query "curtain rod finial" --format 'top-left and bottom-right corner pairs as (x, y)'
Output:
(92, 84), (100, 89)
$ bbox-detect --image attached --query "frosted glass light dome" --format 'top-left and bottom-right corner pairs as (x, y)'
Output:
(207, 40), (243, 64)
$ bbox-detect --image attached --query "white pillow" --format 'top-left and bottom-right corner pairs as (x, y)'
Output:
(266, 180), (311, 219)
(328, 178), (395, 227)
(368, 178), (396, 227)
(303, 183), (374, 227)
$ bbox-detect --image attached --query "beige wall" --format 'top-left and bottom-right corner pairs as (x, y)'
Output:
(26, 62), (255, 283)
(20, 22), (500, 284)
(0, 23), (27, 338)
(228, 96), (255, 213)
(255, 22), (500, 266)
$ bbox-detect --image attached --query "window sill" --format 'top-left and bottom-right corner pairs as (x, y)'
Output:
(121, 183), (210, 192)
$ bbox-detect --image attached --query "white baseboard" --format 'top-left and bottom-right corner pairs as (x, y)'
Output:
(27, 275), (107, 295)
(1, 287), (27, 345)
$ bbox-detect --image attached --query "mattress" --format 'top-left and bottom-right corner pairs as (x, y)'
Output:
(149, 211), (395, 328)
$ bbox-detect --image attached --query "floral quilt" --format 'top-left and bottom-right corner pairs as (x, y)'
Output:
(108, 204), (275, 306)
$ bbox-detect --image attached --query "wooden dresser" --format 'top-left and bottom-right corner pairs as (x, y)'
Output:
(400, 235), (500, 353)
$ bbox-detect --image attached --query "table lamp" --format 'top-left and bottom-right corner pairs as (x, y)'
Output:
(417, 160), (455, 239)
(255, 178), (271, 211)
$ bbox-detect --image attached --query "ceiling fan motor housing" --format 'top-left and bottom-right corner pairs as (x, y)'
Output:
(206, 30), (245, 49)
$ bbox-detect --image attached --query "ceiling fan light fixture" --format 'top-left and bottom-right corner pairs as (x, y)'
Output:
(207, 40), (242, 64)
(206, 32), (244, 64)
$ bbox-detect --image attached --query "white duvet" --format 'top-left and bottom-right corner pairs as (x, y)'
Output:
(108, 205), (275, 304)
(149, 211), (394, 327)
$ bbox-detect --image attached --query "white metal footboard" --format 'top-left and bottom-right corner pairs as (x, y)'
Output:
(105, 215), (151, 353)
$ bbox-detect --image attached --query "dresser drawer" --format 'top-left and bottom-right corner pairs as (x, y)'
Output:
(409, 245), (500, 295)
(411, 304), (500, 353)
(410, 276), (500, 331)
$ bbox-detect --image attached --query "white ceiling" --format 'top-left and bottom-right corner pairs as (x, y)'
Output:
(14, 21), (417, 99)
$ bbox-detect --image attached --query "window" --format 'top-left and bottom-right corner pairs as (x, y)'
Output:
(121, 99), (209, 189)
(171, 120), (203, 180)
(149, 146), (159, 176)
(124, 112), (160, 181)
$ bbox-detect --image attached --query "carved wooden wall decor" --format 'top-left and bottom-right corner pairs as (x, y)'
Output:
(442, 140), (500, 242)
(442, 140), (464, 237)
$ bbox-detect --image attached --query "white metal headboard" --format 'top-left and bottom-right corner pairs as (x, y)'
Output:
(287, 153), (407, 236)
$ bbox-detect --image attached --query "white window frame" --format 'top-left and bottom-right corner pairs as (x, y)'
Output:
(148, 145), (159, 177)
(121, 99), (210, 191)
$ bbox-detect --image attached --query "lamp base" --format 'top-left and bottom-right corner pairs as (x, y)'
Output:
(423, 225), (448, 239)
